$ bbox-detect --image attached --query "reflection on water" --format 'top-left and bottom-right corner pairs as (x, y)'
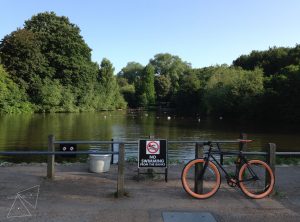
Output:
(0, 111), (299, 162)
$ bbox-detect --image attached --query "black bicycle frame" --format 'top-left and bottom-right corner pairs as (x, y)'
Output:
(203, 145), (259, 183)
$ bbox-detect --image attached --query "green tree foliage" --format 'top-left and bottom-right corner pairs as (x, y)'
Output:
(0, 65), (33, 113)
(150, 53), (191, 94)
(263, 65), (300, 122)
(0, 29), (51, 90)
(24, 12), (97, 85)
(154, 75), (171, 102)
(204, 67), (264, 118)
(34, 78), (63, 112)
(0, 12), (125, 113)
(233, 45), (300, 122)
(97, 58), (126, 110)
(135, 64), (155, 107)
(175, 70), (203, 114)
(117, 77), (136, 108)
(118, 62), (144, 84)
(233, 46), (300, 76)
(116, 62), (144, 108)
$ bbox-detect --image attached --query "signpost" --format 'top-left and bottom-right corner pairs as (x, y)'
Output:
(138, 139), (168, 182)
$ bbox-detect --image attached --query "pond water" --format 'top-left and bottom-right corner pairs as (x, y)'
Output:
(0, 111), (299, 162)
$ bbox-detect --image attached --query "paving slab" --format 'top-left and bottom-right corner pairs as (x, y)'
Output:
(163, 212), (217, 222)
(0, 163), (299, 222)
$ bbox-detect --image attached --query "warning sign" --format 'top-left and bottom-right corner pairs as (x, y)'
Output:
(138, 140), (167, 168)
(146, 141), (160, 154)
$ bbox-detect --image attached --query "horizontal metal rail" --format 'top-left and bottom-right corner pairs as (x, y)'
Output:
(209, 150), (268, 156)
(55, 139), (243, 145)
(168, 140), (241, 144)
(0, 151), (118, 155)
(55, 140), (138, 145)
(276, 152), (300, 155)
(0, 151), (299, 156)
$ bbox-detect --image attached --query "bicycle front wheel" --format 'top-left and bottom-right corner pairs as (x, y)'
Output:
(181, 159), (221, 199)
(239, 159), (275, 199)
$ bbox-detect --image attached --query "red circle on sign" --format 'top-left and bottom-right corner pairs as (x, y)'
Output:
(147, 141), (160, 154)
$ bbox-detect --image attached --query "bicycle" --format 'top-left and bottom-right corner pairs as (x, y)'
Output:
(181, 140), (275, 199)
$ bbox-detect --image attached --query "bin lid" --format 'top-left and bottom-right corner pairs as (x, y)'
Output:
(89, 154), (111, 157)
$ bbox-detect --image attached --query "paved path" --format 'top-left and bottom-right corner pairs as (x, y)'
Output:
(0, 163), (299, 222)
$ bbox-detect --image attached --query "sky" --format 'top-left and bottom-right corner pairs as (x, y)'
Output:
(0, 0), (300, 72)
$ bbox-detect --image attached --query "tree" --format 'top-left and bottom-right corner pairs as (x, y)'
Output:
(118, 62), (144, 84)
(143, 64), (155, 105)
(175, 69), (203, 114)
(97, 58), (126, 110)
(0, 65), (32, 113)
(233, 46), (291, 76)
(117, 77), (136, 107)
(0, 29), (51, 90)
(150, 53), (191, 94)
(34, 78), (63, 112)
(24, 12), (99, 88)
(135, 64), (155, 107)
(262, 65), (300, 122)
(0, 11), (125, 112)
(204, 67), (264, 118)
(155, 75), (171, 102)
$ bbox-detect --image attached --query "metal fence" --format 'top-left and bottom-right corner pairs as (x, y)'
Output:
(0, 134), (299, 197)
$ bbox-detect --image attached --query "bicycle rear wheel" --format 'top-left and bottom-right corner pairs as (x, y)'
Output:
(181, 159), (221, 199)
(239, 159), (275, 199)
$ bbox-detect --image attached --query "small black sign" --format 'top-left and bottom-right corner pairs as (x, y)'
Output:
(59, 144), (77, 158)
(138, 140), (167, 168)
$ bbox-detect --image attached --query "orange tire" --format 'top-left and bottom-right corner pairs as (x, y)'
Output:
(181, 159), (221, 199)
(239, 159), (275, 199)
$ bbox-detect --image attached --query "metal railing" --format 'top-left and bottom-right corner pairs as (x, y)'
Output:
(0, 134), (299, 198)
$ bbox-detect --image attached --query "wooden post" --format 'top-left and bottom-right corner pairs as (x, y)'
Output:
(111, 138), (114, 164)
(149, 135), (154, 139)
(239, 133), (247, 151)
(194, 143), (204, 194)
(47, 135), (55, 179)
(266, 143), (276, 194)
(147, 135), (154, 175)
(117, 143), (125, 197)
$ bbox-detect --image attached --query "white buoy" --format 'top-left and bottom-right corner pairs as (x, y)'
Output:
(104, 115), (107, 119)
(219, 116), (223, 120)
(198, 118), (201, 122)
(167, 116), (171, 120)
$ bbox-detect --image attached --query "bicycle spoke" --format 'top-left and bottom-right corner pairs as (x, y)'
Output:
(239, 160), (275, 198)
(181, 159), (221, 199)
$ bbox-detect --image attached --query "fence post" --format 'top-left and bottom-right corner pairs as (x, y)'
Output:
(47, 135), (55, 179)
(111, 138), (114, 164)
(239, 133), (247, 151)
(194, 143), (204, 194)
(117, 143), (125, 197)
(266, 143), (276, 194)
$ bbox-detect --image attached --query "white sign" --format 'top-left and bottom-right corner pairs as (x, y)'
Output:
(146, 140), (160, 155)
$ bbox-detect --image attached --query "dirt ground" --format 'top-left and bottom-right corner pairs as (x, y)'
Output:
(0, 162), (299, 222)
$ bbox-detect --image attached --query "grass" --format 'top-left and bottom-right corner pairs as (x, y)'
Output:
(276, 157), (300, 165)
(221, 156), (300, 166)
(126, 156), (138, 163)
